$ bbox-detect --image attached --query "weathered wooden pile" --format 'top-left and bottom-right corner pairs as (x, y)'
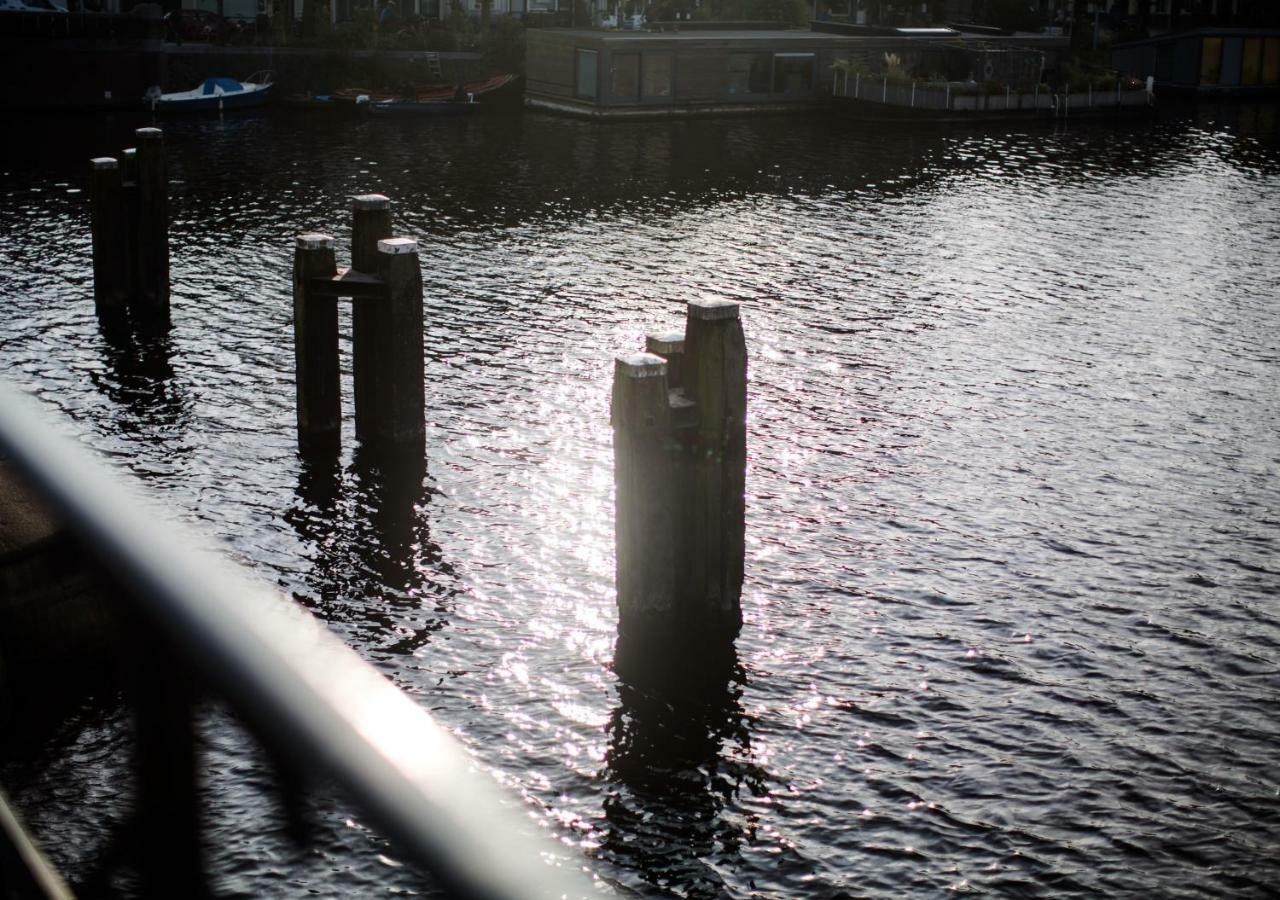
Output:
(292, 195), (425, 456)
(612, 300), (748, 640)
(88, 127), (170, 329)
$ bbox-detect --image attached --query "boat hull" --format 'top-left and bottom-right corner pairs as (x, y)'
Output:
(154, 84), (272, 113)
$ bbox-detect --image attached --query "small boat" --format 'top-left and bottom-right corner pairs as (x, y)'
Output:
(148, 71), (273, 113)
(322, 73), (524, 113)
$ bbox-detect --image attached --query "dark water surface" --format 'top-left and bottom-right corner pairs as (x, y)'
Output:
(1, 103), (1278, 898)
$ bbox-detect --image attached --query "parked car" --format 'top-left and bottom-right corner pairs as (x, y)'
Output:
(164, 7), (237, 41)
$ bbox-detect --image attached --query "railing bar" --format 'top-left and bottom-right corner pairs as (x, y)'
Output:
(0, 786), (75, 900)
(0, 382), (597, 900)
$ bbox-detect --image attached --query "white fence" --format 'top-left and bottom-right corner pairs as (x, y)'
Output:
(831, 71), (1153, 116)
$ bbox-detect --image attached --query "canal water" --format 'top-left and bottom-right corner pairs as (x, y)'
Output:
(1, 103), (1278, 898)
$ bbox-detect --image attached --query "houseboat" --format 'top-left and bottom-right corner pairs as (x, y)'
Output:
(525, 24), (1069, 119)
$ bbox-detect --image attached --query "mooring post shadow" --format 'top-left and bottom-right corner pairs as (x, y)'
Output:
(291, 195), (425, 458)
(87, 127), (170, 330)
(612, 300), (748, 645)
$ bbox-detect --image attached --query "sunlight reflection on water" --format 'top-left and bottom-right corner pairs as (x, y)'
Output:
(1, 104), (1279, 897)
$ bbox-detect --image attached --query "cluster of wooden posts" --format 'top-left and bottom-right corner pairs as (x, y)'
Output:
(88, 127), (170, 329)
(612, 300), (748, 639)
(292, 195), (425, 456)
(88, 158), (748, 640)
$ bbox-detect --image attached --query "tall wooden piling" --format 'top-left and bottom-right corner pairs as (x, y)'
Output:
(612, 353), (676, 628)
(121, 147), (140, 297)
(371, 238), (425, 452)
(293, 234), (341, 449)
(614, 300), (747, 639)
(684, 299), (747, 627)
(134, 127), (170, 325)
(351, 194), (393, 443)
(89, 157), (128, 322)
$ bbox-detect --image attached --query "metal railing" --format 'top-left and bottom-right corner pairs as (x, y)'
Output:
(0, 380), (600, 899)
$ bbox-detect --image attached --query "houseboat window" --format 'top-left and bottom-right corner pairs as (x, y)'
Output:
(728, 52), (772, 95)
(576, 49), (599, 100)
(1263, 38), (1280, 85)
(613, 53), (641, 100)
(643, 53), (673, 98)
(1241, 37), (1263, 86)
(1200, 37), (1223, 85)
(772, 53), (814, 95)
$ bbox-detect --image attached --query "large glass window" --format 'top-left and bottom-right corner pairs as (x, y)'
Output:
(1200, 36), (1223, 85)
(643, 53), (672, 99)
(613, 53), (640, 100)
(772, 53), (814, 95)
(576, 49), (599, 101)
(728, 52), (771, 95)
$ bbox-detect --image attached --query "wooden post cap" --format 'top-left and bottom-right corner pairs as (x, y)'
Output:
(377, 237), (417, 255)
(91, 157), (119, 169)
(296, 233), (335, 250)
(645, 332), (685, 355)
(615, 352), (667, 378)
(135, 127), (163, 140)
(353, 194), (391, 210)
(688, 299), (740, 321)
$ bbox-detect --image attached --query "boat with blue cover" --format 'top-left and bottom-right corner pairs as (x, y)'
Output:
(148, 71), (273, 112)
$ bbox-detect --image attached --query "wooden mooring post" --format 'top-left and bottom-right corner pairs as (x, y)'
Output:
(351, 194), (393, 443)
(87, 128), (170, 328)
(612, 300), (747, 639)
(89, 158), (128, 322)
(291, 198), (424, 455)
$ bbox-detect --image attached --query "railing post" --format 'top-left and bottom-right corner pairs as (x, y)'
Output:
(293, 234), (341, 450)
(89, 157), (128, 323)
(855, 71), (859, 99)
(684, 299), (747, 632)
(351, 194), (393, 444)
(911, 80), (916, 107)
(882, 75), (887, 103)
(612, 353), (676, 631)
(371, 238), (425, 453)
(134, 127), (170, 327)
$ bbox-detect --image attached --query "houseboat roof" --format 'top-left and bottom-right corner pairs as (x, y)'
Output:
(540, 26), (1069, 48)
(545, 28), (844, 43)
